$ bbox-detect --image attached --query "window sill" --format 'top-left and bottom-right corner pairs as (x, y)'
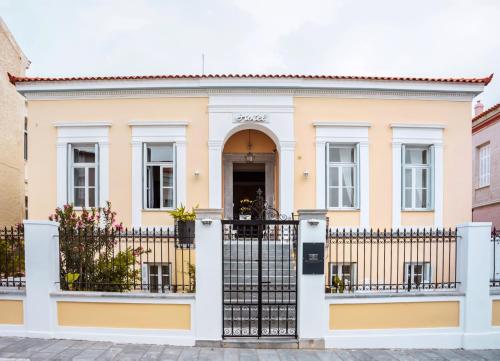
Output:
(327, 208), (360, 212)
(142, 209), (174, 212)
(401, 209), (434, 212)
(475, 184), (490, 190)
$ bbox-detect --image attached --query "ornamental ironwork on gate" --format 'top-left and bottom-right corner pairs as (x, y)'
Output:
(222, 190), (298, 338)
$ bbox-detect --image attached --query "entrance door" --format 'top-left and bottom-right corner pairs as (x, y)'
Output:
(233, 163), (265, 220)
(222, 218), (298, 338)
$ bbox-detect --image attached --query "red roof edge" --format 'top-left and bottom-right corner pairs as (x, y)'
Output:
(8, 73), (495, 85)
(472, 103), (500, 122)
(484, 73), (494, 86)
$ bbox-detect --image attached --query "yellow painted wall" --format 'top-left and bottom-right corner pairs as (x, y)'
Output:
(27, 96), (471, 228)
(0, 299), (23, 324)
(57, 301), (191, 329)
(27, 98), (208, 225)
(329, 301), (459, 330)
(294, 97), (472, 228)
(493, 300), (500, 326)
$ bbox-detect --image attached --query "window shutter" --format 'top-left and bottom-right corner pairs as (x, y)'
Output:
(95, 143), (100, 207)
(141, 263), (148, 291)
(401, 144), (406, 209)
(174, 142), (178, 208)
(429, 145), (435, 210)
(325, 143), (329, 208)
(355, 143), (360, 209)
(67, 143), (72, 204)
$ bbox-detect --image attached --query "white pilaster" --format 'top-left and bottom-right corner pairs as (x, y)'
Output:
(176, 140), (187, 206)
(56, 143), (67, 207)
(99, 141), (110, 207)
(359, 141), (370, 228)
(457, 222), (496, 349)
(315, 140), (326, 209)
(23, 220), (60, 338)
(209, 141), (223, 209)
(194, 209), (223, 342)
(131, 141), (142, 227)
(434, 143), (444, 228)
(297, 209), (327, 346)
(392, 142), (402, 228)
(280, 142), (295, 216)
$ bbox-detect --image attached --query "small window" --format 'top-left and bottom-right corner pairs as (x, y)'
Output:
(404, 262), (431, 287)
(329, 262), (357, 288)
(24, 196), (28, 220)
(142, 263), (171, 293)
(144, 143), (175, 209)
(23, 117), (28, 161)
(69, 144), (98, 208)
(478, 143), (490, 188)
(402, 145), (433, 210)
(327, 144), (358, 209)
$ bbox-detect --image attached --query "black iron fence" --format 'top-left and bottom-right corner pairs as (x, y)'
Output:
(59, 227), (195, 293)
(325, 228), (458, 293)
(0, 225), (25, 288)
(492, 228), (500, 288)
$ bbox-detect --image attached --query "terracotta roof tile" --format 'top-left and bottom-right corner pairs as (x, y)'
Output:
(8, 72), (494, 85)
(471, 102), (500, 122)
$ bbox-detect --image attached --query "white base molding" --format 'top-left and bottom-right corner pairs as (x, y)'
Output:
(54, 327), (195, 346)
(325, 328), (463, 349)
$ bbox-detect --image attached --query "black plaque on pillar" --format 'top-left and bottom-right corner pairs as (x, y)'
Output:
(302, 242), (324, 275)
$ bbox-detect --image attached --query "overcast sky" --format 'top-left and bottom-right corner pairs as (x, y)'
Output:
(2, 0), (499, 111)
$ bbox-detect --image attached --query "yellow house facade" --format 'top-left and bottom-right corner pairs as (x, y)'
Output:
(12, 74), (491, 228)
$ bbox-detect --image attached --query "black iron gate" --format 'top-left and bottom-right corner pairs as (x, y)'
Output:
(222, 219), (298, 337)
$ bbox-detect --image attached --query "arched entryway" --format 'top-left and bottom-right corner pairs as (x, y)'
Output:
(222, 129), (278, 219)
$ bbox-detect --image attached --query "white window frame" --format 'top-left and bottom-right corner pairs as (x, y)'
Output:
(478, 143), (491, 188)
(314, 122), (370, 228)
(68, 143), (99, 208)
(326, 143), (359, 210)
(329, 262), (357, 287)
(143, 143), (176, 210)
(141, 262), (172, 293)
(55, 121), (111, 209)
(401, 145), (434, 211)
(404, 262), (431, 286)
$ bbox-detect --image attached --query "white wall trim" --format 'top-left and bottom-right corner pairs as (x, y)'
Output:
(55, 123), (110, 208)
(130, 123), (188, 226)
(313, 122), (372, 128)
(208, 95), (295, 216)
(315, 124), (370, 227)
(53, 121), (112, 127)
(392, 125), (444, 228)
(128, 121), (189, 127)
(15, 77), (485, 94)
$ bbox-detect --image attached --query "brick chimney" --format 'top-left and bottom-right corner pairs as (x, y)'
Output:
(474, 100), (484, 116)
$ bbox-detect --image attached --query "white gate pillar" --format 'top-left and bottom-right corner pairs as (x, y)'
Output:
(23, 220), (60, 337)
(194, 209), (223, 345)
(297, 209), (327, 348)
(457, 222), (495, 349)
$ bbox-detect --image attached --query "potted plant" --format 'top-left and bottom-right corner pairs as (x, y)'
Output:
(168, 204), (197, 246)
(239, 199), (253, 220)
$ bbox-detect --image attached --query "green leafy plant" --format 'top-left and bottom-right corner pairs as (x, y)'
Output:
(0, 225), (25, 282)
(332, 275), (345, 294)
(50, 202), (145, 292)
(239, 199), (253, 215)
(187, 263), (196, 293)
(168, 204), (197, 221)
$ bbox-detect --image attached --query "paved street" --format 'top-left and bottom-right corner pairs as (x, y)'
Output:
(0, 338), (499, 361)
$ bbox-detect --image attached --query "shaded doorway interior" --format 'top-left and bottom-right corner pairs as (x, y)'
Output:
(232, 163), (265, 219)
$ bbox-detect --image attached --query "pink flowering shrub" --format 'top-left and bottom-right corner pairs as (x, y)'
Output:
(52, 202), (143, 292)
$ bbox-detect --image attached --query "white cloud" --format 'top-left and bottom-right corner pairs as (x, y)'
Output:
(1, 0), (499, 109)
